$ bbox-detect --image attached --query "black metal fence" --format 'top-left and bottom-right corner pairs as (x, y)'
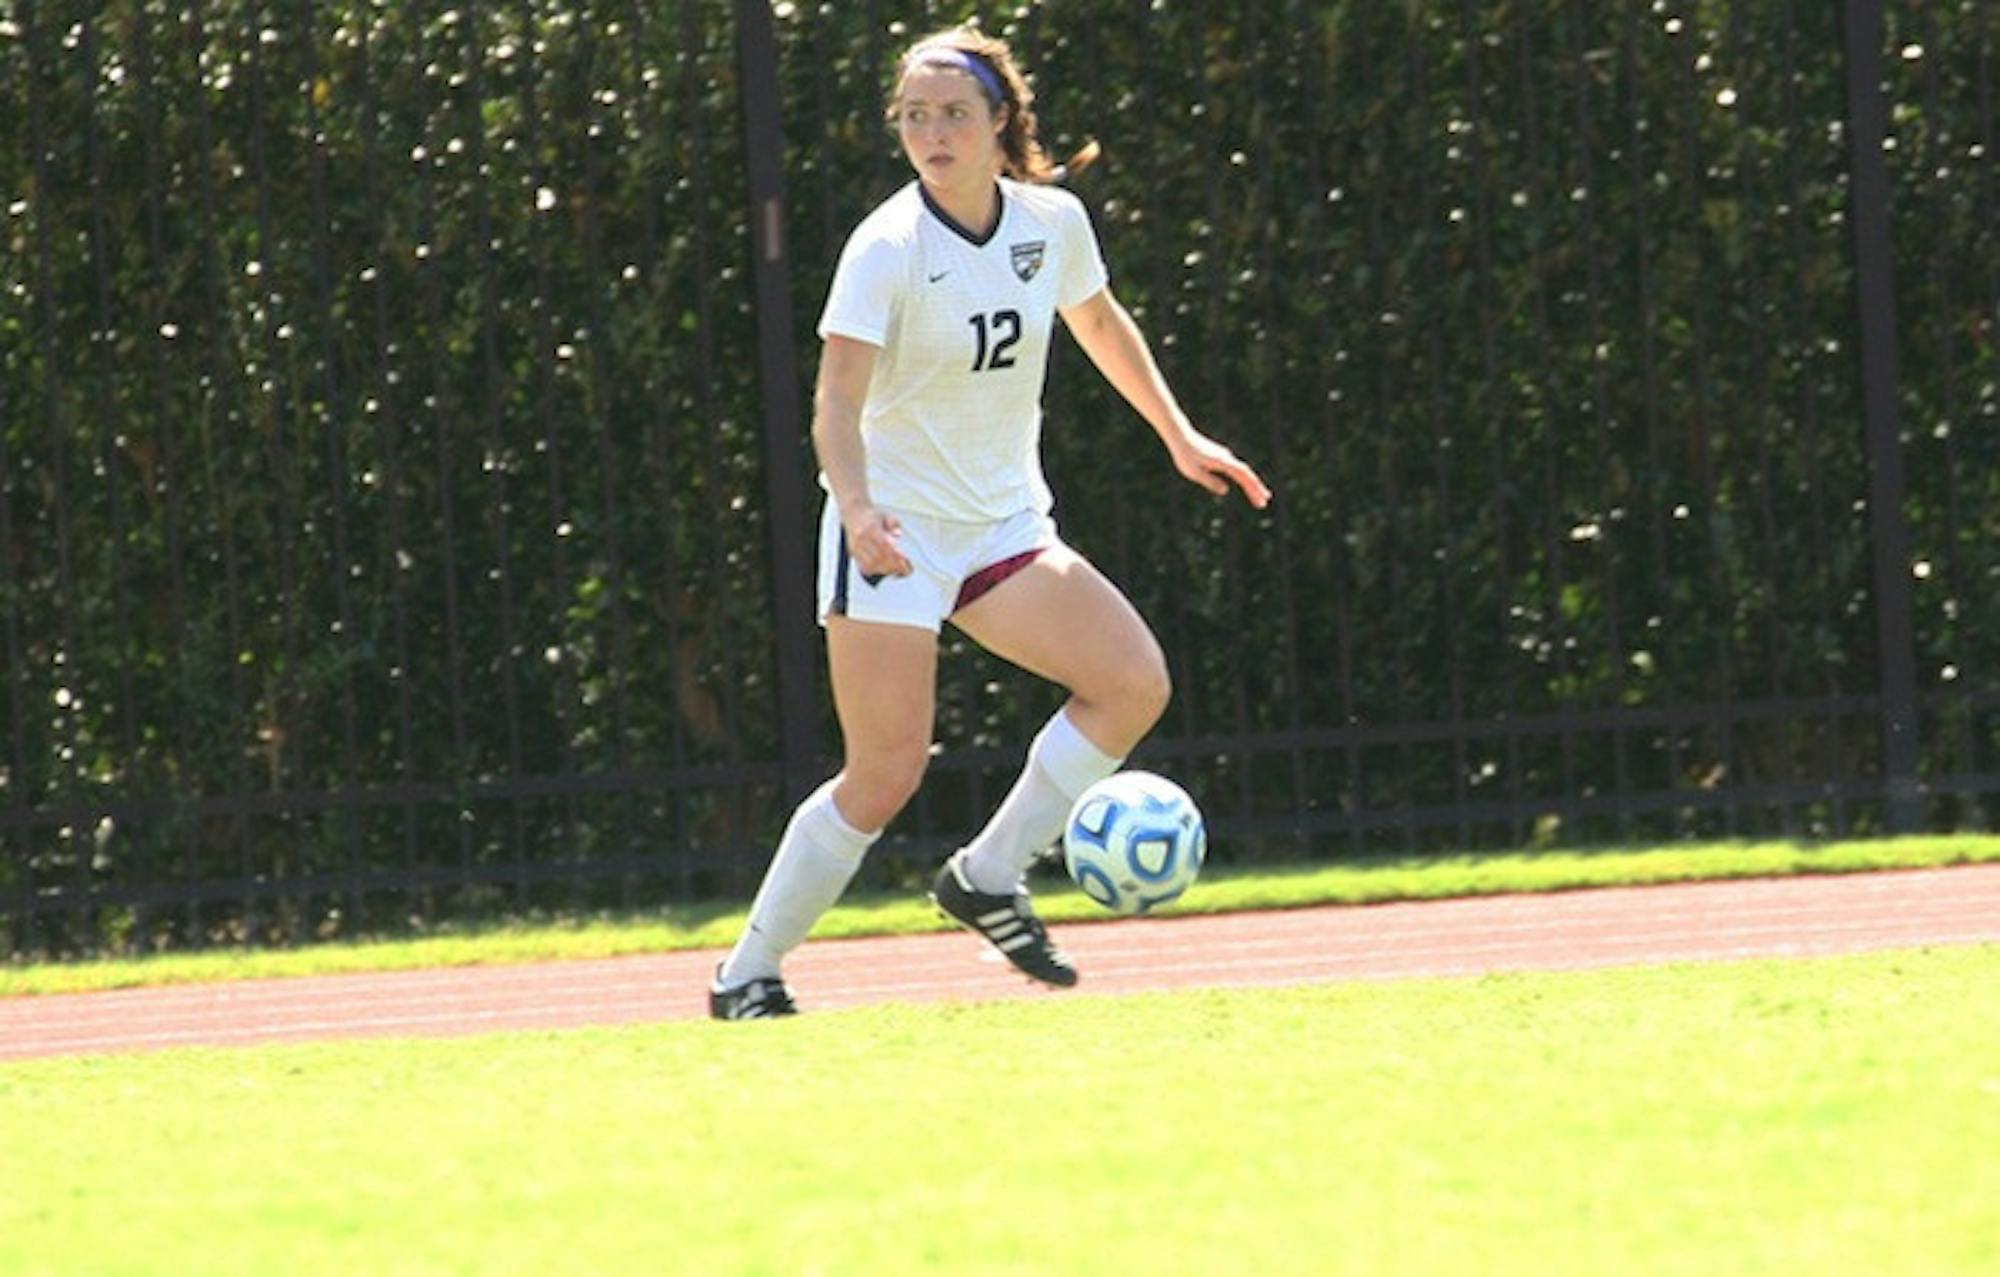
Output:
(2, 0), (1994, 957)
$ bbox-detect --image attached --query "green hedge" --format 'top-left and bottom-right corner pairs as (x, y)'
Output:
(1, 1), (1994, 953)
(779, 1), (1995, 844)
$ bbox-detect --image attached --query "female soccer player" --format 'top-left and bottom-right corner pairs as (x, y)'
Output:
(710, 26), (1270, 1018)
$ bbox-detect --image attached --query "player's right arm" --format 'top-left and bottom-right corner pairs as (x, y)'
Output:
(811, 335), (912, 579)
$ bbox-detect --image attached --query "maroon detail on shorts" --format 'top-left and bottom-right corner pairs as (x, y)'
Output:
(953, 548), (1045, 613)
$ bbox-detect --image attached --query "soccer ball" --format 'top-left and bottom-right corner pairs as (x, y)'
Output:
(1062, 771), (1207, 916)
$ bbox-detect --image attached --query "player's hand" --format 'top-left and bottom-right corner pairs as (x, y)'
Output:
(843, 504), (914, 580)
(1170, 432), (1272, 509)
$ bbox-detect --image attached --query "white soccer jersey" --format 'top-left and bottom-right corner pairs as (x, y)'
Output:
(816, 176), (1110, 523)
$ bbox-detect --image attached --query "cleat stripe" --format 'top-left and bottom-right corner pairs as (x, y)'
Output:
(974, 908), (1017, 927)
(997, 934), (1036, 952)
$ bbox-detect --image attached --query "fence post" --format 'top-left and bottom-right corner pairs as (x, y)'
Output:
(1839, 0), (1922, 833)
(734, 0), (822, 807)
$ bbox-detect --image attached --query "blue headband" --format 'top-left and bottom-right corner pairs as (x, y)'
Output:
(909, 46), (1008, 108)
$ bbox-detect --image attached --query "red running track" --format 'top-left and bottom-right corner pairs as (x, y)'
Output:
(4, 864), (1998, 1061)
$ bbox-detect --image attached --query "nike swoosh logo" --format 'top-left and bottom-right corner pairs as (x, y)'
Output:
(928, 271), (950, 282)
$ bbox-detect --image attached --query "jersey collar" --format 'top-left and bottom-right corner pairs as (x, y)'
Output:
(919, 181), (1005, 247)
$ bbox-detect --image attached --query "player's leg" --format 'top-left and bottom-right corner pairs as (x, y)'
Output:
(954, 543), (1170, 750)
(948, 544), (1171, 894)
(922, 545), (1166, 988)
(713, 617), (936, 1007)
(823, 615), (941, 831)
(712, 497), (948, 1018)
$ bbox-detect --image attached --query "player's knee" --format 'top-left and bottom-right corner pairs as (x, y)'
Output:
(840, 742), (930, 828)
(1101, 651), (1171, 730)
(1079, 648), (1171, 734)
(883, 744), (931, 807)
(1132, 656), (1172, 729)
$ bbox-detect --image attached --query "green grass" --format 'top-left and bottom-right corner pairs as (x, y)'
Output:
(6, 833), (1998, 997)
(2, 945), (1996, 1276)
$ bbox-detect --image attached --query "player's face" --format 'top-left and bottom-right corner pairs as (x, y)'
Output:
(894, 67), (1003, 188)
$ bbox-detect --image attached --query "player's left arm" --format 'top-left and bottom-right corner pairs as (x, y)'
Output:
(1059, 287), (1272, 509)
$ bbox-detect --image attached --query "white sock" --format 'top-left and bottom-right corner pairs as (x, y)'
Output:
(960, 708), (1122, 895)
(718, 779), (878, 987)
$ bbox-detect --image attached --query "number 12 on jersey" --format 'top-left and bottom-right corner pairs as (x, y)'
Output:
(968, 309), (1021, 372)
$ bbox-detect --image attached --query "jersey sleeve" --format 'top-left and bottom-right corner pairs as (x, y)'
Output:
(1056, 195), (1110, 309)
(816, 227), (903, 347)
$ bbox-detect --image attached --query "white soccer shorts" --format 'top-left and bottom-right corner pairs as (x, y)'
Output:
(815, 495), (1058, 633)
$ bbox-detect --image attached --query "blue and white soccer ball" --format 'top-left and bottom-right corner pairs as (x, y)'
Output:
(1062, 771), (1207, 916)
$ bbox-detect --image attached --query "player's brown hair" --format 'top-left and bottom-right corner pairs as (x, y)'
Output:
(889, 27), (1099, 184)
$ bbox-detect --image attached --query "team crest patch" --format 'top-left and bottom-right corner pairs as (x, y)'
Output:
(1010, 240), (1046, 282)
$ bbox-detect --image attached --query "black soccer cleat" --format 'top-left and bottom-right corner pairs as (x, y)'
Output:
(708, 967), (799, 1021)
(931, 852), (1079, 988)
